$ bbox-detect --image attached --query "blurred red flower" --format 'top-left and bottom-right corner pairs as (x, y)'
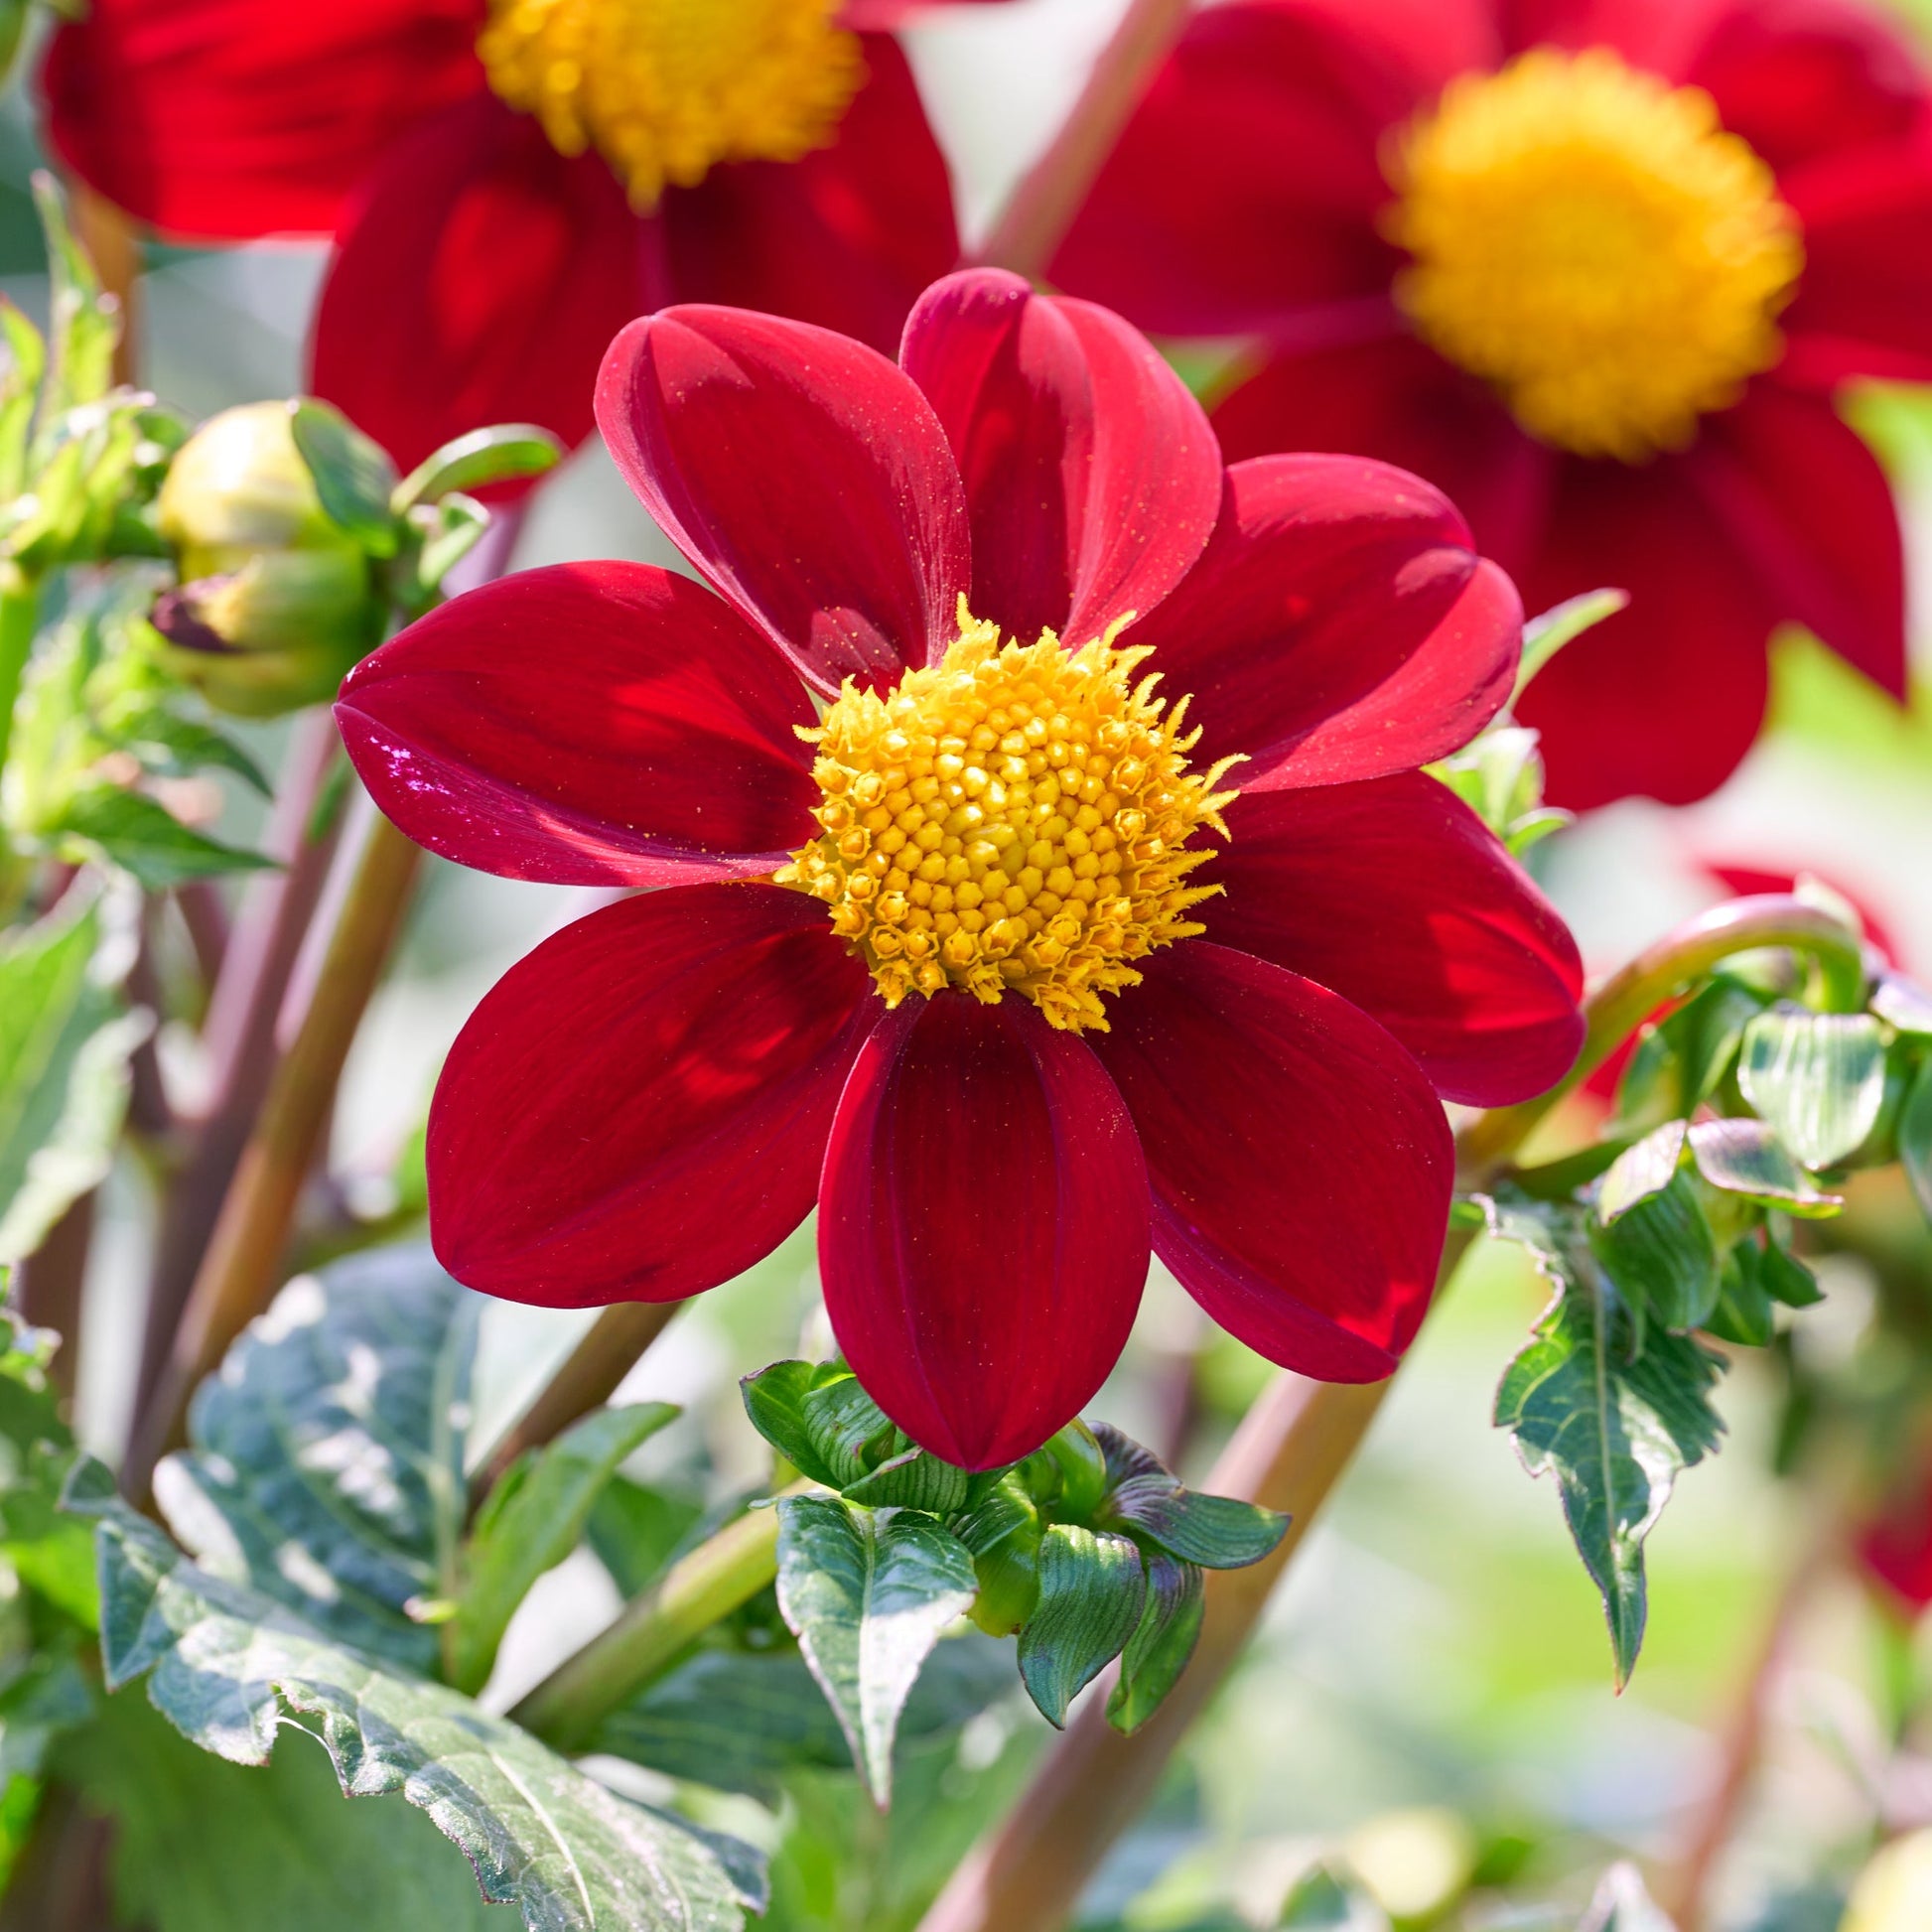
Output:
(1055, 0), (1932, 810)
(337, 271), (1584, 1468)
(40, 0), (1009, 481)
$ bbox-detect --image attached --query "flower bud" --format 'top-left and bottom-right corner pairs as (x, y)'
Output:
(153, 402), (383, 716)
(956, 1476), (1042, 1637)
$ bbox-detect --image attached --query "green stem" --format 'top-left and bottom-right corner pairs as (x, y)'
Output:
(0, 564), (38, 787)
(510, 1483), (812, 1750)
(1458, 895), (1867, 1182)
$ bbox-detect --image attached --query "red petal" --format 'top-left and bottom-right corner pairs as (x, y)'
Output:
(337, 563), (817, 887)
(597, 304), (971, 698)
(1090, 943), (1451, 1381)
(1207, 777), (1584, 1106)
(1209, 336), (1558, 578)
(900, 270), (1223, 643)
(661, 37), (959, 358)
(1782, 147), (1932, 384)
(1513, 455), (1776, 809)
(1687, 0), (1930, 173)
(1686, 381), (1905, 700)
(819, 995), (1150, 1469)
(1123, 455), (1521, 789)
(429, 885), (871, 1308)
(39, 0), (482, 239)
(310, 91), (645, 479)
(1048, 1), (1433, 338)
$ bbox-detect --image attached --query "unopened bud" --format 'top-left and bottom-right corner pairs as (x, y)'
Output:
(153, 402), (383, 715)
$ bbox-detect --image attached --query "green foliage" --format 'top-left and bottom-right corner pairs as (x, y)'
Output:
(1091, 1422), (1287, 1569)
(1107, 1551), (1204, 1735)
(1737, 1006), (1889, 1169)
(1612, 975), (1769, 1132)
(1017, 1525), (1147, 1726)
(392, 424), (565, 513)
(0, 876), (145, 1264)
(449, 1402), (677, 1696)
(288, 401), (400, 558)
(152, 1248), (480, 1673)
(587, 1473), (705, 1599)
(1903, 1057), (1932, 1224)
(72, 1468), (763, 1932)
(1487, 1198), (1725, 1686)
(773, 1496), (978, 1804)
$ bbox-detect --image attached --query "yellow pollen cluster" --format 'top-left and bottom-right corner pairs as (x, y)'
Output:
(478, 0), (865, 210)
(1385, 47), (1804, 461)
(777, 604), (1242, 1034)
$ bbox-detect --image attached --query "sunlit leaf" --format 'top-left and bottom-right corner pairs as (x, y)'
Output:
(1738, 1005), (1887, 1168)
(1686, 1117), (1841, 1216)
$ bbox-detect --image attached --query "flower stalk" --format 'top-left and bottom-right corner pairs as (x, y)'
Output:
(125, 800), (421, 1496)
(974, 0), (1194, 277)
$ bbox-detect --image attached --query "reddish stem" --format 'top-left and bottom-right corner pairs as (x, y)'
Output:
(973, 0), (1193, 278)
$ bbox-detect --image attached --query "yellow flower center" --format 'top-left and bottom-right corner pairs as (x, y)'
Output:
(477, 0), (866, 210)
(1384, 47), (1804, 460)
(778, 603), (1241, 1035)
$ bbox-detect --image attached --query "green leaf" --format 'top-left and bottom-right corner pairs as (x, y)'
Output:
(0, 880), (145, 1265)
(31, 173), (116, 428)
(71, 1482), (760, 1932)
(1515, 588), (1629, 699)
(741, 1359), (867, 1489)
(773, 1496), (977, 1806)
(59, 1687), (521, 1930)
(1873, 974), (1932, 1037)
(1613, 976), (1768, 1132)
(1105, 1552), (1202, 1735)
(289, 400), (400, 557)
(392, 425), (564, 512)
(1704, 1242), (1776, 1348)
(588, 1630), (1013, 1803)
(1278, 1863), (1390, 1929)
(1596, 1121), (1688, 1221)
(448, 1402), (677, 1696)
(1016, 1524), (1146, 1727)
(152, 1248), (480, 1674)
(107, 703), (271, 795)
(413, 492), (491, 600)
(586, 1475), (705, 1600)
(951, 1474), (1041, 1636)
(1904, 1058), (1932, 1227)
(0, 1644), (92, 1783)
(54, 783), (271, 888)
(1492, 1209), (1725, 1685)
(1589, 1171), (1719, 1333)
(1738, 1006), (1888, 1169)
(1686, 1117), (1842, 1215)
(1090, 1423), (1286, 1570)
(0, 299), (45, 501)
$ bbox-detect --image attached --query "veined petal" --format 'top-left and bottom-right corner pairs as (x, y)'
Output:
(429, 886), (872, 1308)
(1089, 942), (1452, 1381)
(819, 994), (1151, 1469)
(900, 269), (1223, 644)
(1124, 455), (1521, 789)
(337, 563), (819, 886)
(1207, 778), (1585, 1107)
(40, 0), (483, 239)
(597, 305), (971, 697)
(310, 90), (646, 479)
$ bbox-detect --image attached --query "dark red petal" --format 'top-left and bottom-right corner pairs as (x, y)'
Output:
(1513, 455), (1776, 810)
(1209, 336), (1558, 579)
(1123, 455), (1521, 789)
(900, 270), (1223, 642)
(337, 563), (817, 887)
(1048, 1), (1441, 338)
(429, 885), (872, 1308)
(1781, 148), (1932, 384)
(597, 304), (971, 698)
(1207, 777), (1584, 1107)
(310, 91), (645, 480)
(39, 0), (483, 239)
(1090, 943), (1451, 1382)
(1686, 381), (1905, 700)
(819, 995), (1150, 1469)
(660, 36), (958, 359)
(1687, 0), (1930, 173)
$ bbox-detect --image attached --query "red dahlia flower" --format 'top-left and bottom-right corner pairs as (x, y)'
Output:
(336, 270), (1585, 1469)
(1054, 0), (1931, 810)
(41, 0), (1006, 482)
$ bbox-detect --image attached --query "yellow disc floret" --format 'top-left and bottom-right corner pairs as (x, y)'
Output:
(478, 0), (865, 210)
(778, 603), (1243, 1035)
(1385, 47), (1804, 460)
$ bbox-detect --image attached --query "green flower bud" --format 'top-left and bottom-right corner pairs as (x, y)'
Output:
(955, 1475), (1042, 1637)
(152, 402), (384, 716)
